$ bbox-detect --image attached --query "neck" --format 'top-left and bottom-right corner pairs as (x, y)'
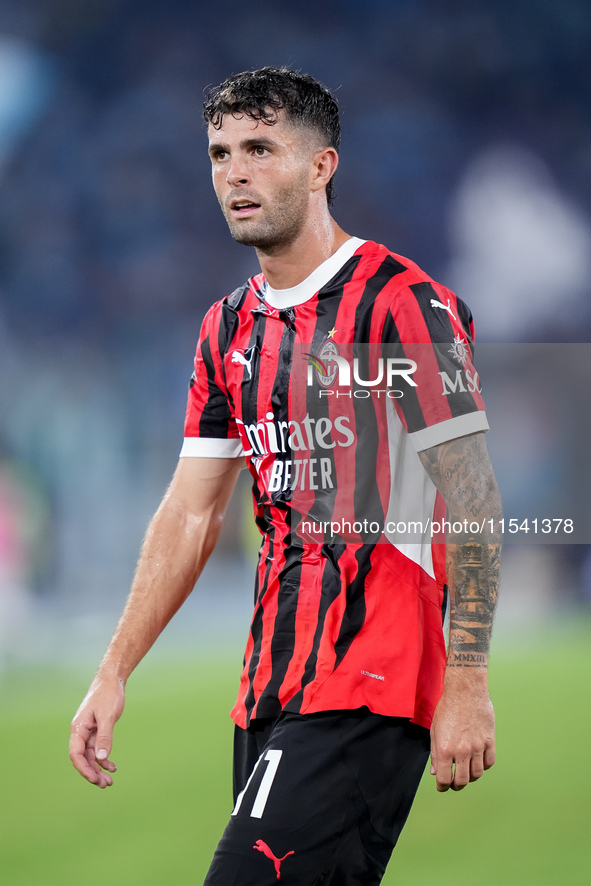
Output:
(256, 215), (351, 289)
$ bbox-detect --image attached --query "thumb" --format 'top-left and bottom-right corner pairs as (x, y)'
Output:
(94, 721), (114, 763)
(430, 742), (437, 776)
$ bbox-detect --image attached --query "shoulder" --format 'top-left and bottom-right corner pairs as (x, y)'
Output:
(359, 240), (439, 288)
(225, 272), (265, 311)
(352, 240), (435, 300)
(354, 241), (475, 342)
(206, 273), (263, 320)
(199, 273), (264, 346)
(363, 240), (473, 318)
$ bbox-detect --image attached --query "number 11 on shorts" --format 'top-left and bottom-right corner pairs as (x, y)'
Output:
(232, 749), (283, 819)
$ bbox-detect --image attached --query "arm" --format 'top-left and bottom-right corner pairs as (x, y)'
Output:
(419, 431), (502, 792)
(69, 455), (243, 788)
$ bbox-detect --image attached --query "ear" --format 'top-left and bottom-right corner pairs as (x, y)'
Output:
(310, 146), (339, 194)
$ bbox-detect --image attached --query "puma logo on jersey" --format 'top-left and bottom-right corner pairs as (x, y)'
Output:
(430, 298), (457, 321)
(232, 348), (256, 380)
(253, 840), (294, 880)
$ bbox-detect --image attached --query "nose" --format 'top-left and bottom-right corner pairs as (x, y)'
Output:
(226, 155), (250, 187)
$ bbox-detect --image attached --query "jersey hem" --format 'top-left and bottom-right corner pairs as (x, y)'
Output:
(409, 411), (489, 452)
(179, 437), (245, 458)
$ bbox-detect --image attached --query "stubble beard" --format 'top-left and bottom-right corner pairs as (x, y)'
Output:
(222, 179), (310, 252)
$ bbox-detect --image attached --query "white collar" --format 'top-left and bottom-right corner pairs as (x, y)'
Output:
(263, 237), (365, 309)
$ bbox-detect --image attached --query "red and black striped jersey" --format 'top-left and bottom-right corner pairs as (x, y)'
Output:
(182, 238), (488, 729)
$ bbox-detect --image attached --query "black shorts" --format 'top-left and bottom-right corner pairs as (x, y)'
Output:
(203, 707), (430, 885)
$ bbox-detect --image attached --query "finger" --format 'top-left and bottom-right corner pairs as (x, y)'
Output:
(70, 721), (100, 783)
(451, 756), (470, 791)
(469, 753), (485, 782)
(432, 739), (454, 792)
(71, 744), (112, 786)
(435, 757), (454, 792)
(70, 740), (100, 783)
(84, 748), (114, 788)
(483, 744), (496, 770)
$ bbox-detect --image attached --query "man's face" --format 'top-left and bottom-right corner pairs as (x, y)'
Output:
(208, 111), (317, 250)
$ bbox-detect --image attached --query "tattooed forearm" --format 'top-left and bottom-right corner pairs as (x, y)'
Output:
(446, 539), (500, 664)
(419, 432), (502, 669)
(449, 652), (487, 666)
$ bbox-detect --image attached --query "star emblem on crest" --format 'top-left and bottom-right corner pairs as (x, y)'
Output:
(448, 334), (470, 365)
(327, 326), (337, 339)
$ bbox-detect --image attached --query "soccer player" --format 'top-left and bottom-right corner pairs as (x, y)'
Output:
(70, 67), (502, 885)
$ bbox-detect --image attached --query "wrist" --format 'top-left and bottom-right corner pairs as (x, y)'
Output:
(95, 660), (129, 687)
(447, 650), (489, 669)
(443, 660), (489, 689)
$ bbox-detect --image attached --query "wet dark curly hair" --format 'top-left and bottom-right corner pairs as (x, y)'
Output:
(203, 67), (340, 203)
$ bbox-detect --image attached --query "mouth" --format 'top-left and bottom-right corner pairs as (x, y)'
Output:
(230, 198), (262, 218)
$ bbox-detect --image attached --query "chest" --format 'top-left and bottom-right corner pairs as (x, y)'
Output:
(222, 294), (389, 427)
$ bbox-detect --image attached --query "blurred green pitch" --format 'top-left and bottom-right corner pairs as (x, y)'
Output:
(1, 620), (589, 885)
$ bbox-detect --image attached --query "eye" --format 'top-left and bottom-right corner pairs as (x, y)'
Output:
(211, 150), (228, 162)
(253, 145), (269, 157)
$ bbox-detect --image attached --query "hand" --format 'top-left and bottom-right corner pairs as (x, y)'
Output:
(69, 676), (125, 788)
(430, 671), (495, 792)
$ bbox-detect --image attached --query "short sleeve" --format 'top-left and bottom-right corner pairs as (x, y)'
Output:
(181, 304), (245, 459)
(384, 280), (489, 452)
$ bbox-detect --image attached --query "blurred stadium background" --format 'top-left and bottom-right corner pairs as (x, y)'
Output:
(0, 1), (590, 883)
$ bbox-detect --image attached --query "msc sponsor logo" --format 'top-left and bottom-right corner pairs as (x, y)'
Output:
(438, 368), (481, 396)
(448, 334), (471, 365)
